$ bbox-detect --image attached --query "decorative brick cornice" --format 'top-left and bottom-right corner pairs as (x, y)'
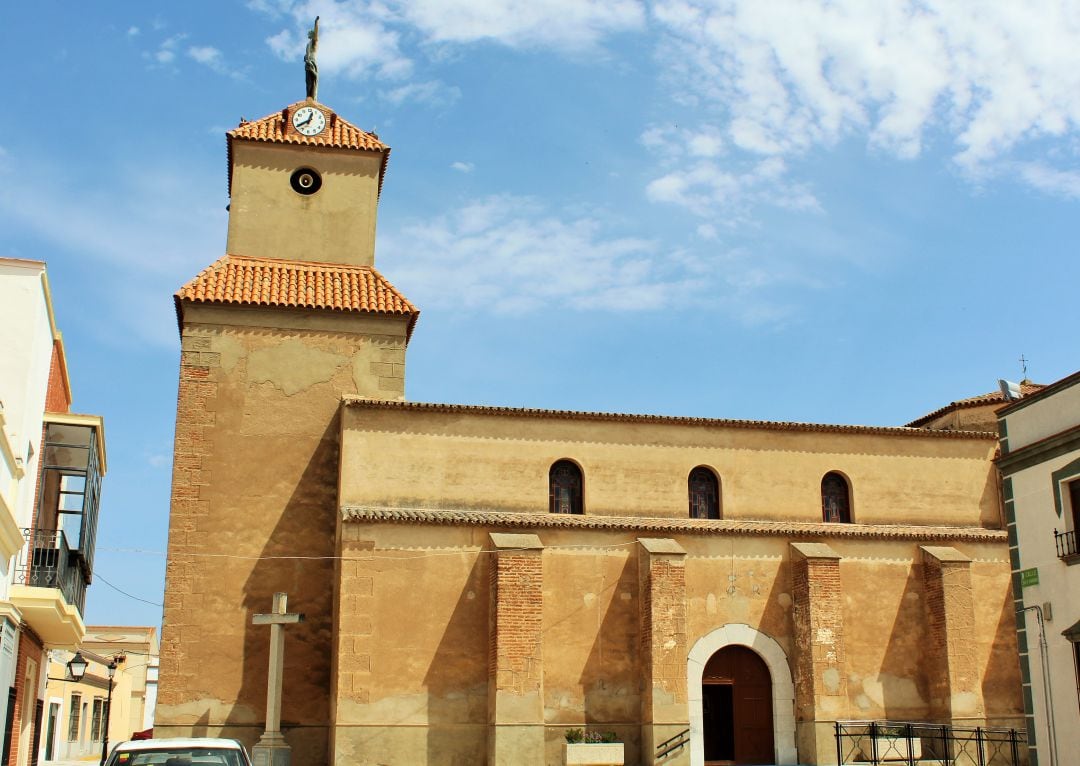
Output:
(342, 398), (998, 440)
(341, 505), (1007, 543)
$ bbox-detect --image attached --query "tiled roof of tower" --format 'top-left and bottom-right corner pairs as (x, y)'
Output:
(226, 100), (390, 194)
(906, 381), (1045, 427)
(175, 255), (418, 338)
(229, 101), (388, 151)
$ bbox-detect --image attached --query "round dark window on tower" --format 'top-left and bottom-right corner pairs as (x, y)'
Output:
(290, 167), (322, 195)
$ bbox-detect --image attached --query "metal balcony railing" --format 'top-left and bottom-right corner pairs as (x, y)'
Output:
(1054, 529), (1078, 559)
(13, 528), (86, 615)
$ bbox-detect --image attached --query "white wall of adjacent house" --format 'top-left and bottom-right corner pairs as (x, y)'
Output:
(1007, 384), (1080, 452)
(0, 258), (55, 538)
(0, 257), (57, 758)
(1008, 439), (1080, 765)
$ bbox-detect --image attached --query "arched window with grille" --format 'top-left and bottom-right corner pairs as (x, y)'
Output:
(821, 472), (852, 523)
(549, 460), (583, 515)
(689, 467), (721, 520)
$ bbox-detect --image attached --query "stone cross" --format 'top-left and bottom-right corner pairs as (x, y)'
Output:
(251, 592), (304, 766)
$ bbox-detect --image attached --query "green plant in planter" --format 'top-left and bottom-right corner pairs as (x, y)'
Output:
(565, 728), (620, 744)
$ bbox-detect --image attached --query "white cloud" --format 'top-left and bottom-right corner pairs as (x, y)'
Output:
(1013, 161), (1080, 199)
(400, 0), (646, 50)
(265, 4), (412, 80)
(450, 161), (474, 173)
(379, 80), (461, 107)
(380, 195), (704, 313)
(127, 26), (140, 37)
(257, 0), (645, 83)
(188, 45), (223, 66)
(645, 145), (820, 220)
(650, 0), (1080, 173)
(147, 34), (186, 66)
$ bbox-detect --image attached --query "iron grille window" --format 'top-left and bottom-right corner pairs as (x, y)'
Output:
(689, 467), (721, 519)
(67, 694), (81, 742)
(90, 698), (104, 741)
(822, 472), (852, 523)
(549, 460), (583, 515)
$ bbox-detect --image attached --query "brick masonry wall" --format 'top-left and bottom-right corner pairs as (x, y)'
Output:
(638, 555), (688, 719)
(488, 550), (543, 706)
(44, 340), (70, 414)
(922, 556), (980, 719)
(157, 334), (218, 708)
(791, 555), (846, 721)
(8, 628), (43, 766)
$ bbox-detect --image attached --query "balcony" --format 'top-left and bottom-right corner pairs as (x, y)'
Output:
(10, 528), (86, 646)
(8, 415), (104, 648)
(1054, 529), (1080, 564)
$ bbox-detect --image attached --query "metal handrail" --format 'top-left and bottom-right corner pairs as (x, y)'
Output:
(656, 728), (690, 760)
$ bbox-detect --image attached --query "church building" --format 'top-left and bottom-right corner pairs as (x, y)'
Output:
(156, 87), (1026, 766)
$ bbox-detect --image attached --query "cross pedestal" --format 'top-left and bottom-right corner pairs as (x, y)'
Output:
(251, 592), (304, 766)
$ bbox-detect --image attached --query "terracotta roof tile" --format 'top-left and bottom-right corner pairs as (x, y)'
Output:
(341, 506), (1007, 543)
(229, 101), (388, 152)
(176, 255), (418, 337)
(906, 382), (1045, 427)
(226, 101), (390, 195)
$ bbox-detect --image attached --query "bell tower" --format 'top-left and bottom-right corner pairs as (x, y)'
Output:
(225, 101), (390, 267)
(158, 29), (418, 764)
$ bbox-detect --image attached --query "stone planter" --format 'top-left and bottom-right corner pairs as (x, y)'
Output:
(564, 742), (624, 765)
(860, 735), (922, 761)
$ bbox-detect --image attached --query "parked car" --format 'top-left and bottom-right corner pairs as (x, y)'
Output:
(104, 737), (252, 766)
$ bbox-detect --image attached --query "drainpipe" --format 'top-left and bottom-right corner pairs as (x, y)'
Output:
(1018, 605), (1058, 766)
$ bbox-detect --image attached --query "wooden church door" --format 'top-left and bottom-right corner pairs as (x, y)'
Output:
(702, 645), (774, 765)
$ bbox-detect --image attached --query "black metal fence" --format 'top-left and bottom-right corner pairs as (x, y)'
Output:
(13, 528), (87, 614)
(836, 720), (1025, 765)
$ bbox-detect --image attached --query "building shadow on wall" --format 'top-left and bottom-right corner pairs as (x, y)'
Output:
(189, 710), (211, 738)
(235, 413), (341, 759)
(424, 555), (489, 766)
(982, 582), (1024, 727)
(877, 565), (931, 721)
(579, 553), (640, 763)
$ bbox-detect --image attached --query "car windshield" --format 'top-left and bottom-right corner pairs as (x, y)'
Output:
(109, 748), (247, 766)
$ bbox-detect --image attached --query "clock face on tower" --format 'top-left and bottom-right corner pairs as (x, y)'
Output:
(292, 106), (326, 136)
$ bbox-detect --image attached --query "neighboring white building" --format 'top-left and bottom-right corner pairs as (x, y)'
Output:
(0, 257), (106, 766)
(997, 370), (1080, 766)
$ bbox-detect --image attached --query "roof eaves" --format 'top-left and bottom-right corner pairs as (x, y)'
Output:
(343, 399), (999, 439)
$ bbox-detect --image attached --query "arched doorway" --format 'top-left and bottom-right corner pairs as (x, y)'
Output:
(687, 624), (797, 766)
(702, 645), (774, 765)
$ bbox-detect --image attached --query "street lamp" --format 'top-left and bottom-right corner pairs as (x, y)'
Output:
(67, 652), (88, 681)
(99, 659), (117, 766)
(47, 652), (89, 683)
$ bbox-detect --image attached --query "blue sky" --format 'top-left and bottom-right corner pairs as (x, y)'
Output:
(2, 1), (1078, 628)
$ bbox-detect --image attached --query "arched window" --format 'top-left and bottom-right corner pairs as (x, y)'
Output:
(549, 460), (583, 515)
(821, 472), (851, 523)
(689, 467), (721, 520)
